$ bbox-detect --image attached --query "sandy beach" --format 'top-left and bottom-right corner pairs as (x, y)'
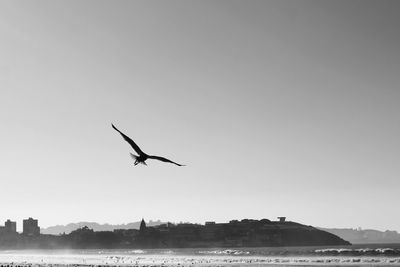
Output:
(1, 254), (400, 267)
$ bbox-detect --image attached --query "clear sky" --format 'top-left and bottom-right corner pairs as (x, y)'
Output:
(0, 0), (399, 232)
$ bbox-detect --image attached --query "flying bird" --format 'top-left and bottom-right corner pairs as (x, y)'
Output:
(112, 124), (184, 166)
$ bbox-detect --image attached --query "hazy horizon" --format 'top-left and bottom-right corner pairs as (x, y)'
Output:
(1, 0), (399, 233)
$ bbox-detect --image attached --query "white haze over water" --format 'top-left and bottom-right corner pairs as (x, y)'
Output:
(1, 245), (400, 266)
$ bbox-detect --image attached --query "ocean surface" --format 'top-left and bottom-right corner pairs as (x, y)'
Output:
(1, 244), (400, 266)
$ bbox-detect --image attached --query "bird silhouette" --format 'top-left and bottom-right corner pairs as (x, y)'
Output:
(112, 124), (184, 166)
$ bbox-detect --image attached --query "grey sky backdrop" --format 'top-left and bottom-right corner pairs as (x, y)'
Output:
(0, 0), (399, 232)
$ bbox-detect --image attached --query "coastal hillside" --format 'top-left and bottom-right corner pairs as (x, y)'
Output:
(3, 218), (351, 249)
(43, 222), (398, 245)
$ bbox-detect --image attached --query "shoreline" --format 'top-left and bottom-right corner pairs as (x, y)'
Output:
(0, 255), (400, 267)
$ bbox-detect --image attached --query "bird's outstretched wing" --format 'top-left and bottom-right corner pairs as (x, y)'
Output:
(112, 124), (146, 156)
(148, 155), (185, 166)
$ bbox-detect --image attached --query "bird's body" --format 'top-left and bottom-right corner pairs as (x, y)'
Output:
(130, 153), (148, 166)
(112, 124), (184, 166)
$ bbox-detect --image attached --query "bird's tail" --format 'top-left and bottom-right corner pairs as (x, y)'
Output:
(130, 153), (139, 161)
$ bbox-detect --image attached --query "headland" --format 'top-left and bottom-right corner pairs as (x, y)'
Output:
(0, 217), (350, 249)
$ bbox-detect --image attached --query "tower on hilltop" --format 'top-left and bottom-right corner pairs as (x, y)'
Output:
(140, 218), (147, 232)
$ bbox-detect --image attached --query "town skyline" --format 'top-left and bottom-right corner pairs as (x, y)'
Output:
(3, 216), (400, 246)
(0, 217), (351, 249)
(1, 1), (399, 232)
(0, 217), (39, 236)
(3, 216), (400, 235)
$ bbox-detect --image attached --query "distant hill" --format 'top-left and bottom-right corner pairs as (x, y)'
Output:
(25, 219), (349, 248)
(319, 228), (400, 244)
(43, 223), (400, 244)
(41, 220), (165, 235)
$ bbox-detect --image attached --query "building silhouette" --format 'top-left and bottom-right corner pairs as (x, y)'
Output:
(278, 217), (286, 222)
(0, 219), (17, 235)
(139, 218), (146, 233)
(5, 220), (16, 233)
(23, 217), (40, 236)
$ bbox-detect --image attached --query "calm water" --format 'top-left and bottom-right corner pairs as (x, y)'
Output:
(1, 244), (400, 266)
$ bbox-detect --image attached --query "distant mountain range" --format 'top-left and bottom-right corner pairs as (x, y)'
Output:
(41, 221), (400, 244)
(319, 228), (400, 244)
(41, 220), (165, 235)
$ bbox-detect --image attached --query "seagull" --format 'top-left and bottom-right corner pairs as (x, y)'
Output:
(112, 124), (185, 166)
